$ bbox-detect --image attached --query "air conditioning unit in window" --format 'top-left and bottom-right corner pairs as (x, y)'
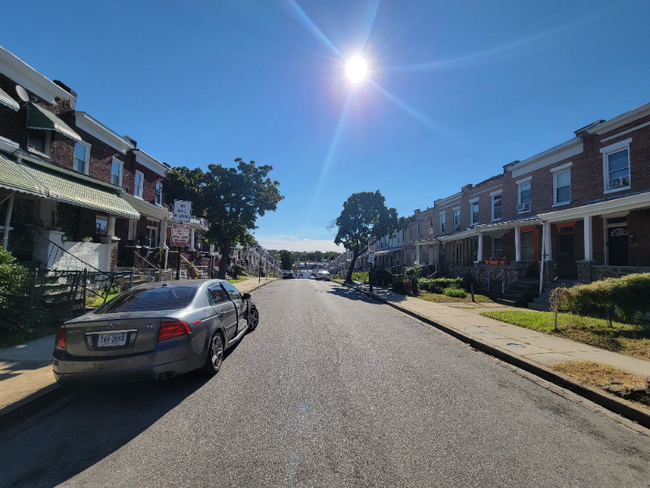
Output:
(517, 202), (531, 212)
(609, 178), (623, 188)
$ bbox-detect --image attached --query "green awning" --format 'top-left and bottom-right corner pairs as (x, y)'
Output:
(27, 103), (82, 142)
(0, 154), (48, 197)
(0, 87), (19, 111)
(0, 155), (140, 219)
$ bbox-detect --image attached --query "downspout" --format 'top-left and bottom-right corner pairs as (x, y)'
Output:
(539, 219), (546, 295)
(2, 194), (15, 250)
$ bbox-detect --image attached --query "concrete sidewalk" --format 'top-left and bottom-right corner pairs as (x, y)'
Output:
(0, 277), (276, 417)
(347, 283), (650, 426)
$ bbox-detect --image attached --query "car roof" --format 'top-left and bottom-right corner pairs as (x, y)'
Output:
(130, 279), (227, 292)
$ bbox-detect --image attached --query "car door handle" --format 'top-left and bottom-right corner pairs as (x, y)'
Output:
(218, 311), (226, 317)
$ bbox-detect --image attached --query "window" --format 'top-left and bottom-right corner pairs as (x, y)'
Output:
(471, 202), (479, 225)
(28, 130), (50, 155)
(111, 159), (123, 186)
(554, 169), (571, 205)
(155, 181), (163, 206)
(601, 138), (631, 192)
(492, 195), (501, 221)
(418, 221), (422, 238)
(518, 181), (531, 212)
(440, 213), (446, 233)
(134, 170), (144, 198)
(208, 285), (229, 304)
(453, 209), (461, 231)
(221, 282), (242, 300)
(521, 231), (534, 261)
(74, 142), (90, 174)
(146, 219), (158, 248)
(96, 216), (107, 236)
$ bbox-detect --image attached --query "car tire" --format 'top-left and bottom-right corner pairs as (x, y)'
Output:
(247, 306), (259, 331)
(199, 331), (224, 376)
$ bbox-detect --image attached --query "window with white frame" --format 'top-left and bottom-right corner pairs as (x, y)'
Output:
(111, 159), (123, 186)
(453, 208), (461, 231)
(28, 130), (51, 155)
(134, 170), (144, 198)
(155, 181), (163, 205)
(440, 213), (446, 233)
(518, 181), (531, 212)
(492, 194), (502, 221)
(554, 169), (571, 205)
(470, 201), (479, 225)
(601, 138), (631, 192)
(74, 142), (90, 174)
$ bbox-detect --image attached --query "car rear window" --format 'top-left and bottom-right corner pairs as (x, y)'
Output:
(96, 286), (198, 313)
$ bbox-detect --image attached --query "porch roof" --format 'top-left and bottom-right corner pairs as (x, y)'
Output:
(473, 215), (541, 234)
(120, 193), (172, 221)
(537, 190), (650, 223)
(0, 154), (140, 219)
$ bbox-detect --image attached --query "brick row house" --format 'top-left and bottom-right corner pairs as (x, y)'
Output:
(381, 101), (650, 295)
(0, 46), (182, 271)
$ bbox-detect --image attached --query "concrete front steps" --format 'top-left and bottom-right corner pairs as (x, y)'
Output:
(528, 279), (578, 311)
(496, 278), (539, 307)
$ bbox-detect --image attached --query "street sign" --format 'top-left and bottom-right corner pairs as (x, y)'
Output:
(173, 200), (192, 222)
(368, 253), (375, 264)
(170, 223), (191, 246)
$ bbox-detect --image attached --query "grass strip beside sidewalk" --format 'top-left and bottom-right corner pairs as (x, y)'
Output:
(481, 310), (650, 362)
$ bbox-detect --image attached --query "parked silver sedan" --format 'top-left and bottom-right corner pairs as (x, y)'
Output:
(53, 279), (259, 386)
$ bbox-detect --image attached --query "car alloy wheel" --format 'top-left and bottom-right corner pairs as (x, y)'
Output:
(200, 332), (224, 375)
(247, 306), (259, 331)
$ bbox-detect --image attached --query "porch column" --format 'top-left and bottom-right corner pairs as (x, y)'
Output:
(515, 227), (521, 262)
(107, 216), (116, 237)
(584, 215), (593, 261)
(475, 232), (483, 263)
(159, 219), (168, 248)
(2, 195), (14, 250)
(543, 223), (552, 261)
(416, 243), (421, 265)
(188, 228), (195, 251)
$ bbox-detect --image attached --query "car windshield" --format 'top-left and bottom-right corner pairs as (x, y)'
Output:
(95, 286), (198, 314)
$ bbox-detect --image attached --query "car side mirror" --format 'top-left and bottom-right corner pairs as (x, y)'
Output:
(242, 293), (251, 300)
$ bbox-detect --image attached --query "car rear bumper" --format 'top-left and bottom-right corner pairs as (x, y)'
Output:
(52, 337), (205, 386)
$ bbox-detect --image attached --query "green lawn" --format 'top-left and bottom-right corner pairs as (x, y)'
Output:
(481, 310), (650, 362)
(419, 292), (494, 304)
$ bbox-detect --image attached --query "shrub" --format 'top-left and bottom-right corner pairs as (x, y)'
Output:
(392, 275), (406, 294)
(0, 249), (28, 308)
(370, 267), (393, 286)
(443, 286), (467, 298)
(418, 277), (463, 294)
(352, 272), (369, 283)
(230, 264), (247, 279)
(404, 266), (423, 279)
(559, 273), (650, 324)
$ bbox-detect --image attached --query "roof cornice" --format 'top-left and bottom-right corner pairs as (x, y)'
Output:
(75, 112), (134, 155)
(134, 149), (169, 176)
(435, 191), (463, 208)
(0, 46), (74, 105)
(587, 102), (650, 135)
(505, 137), (582, 176)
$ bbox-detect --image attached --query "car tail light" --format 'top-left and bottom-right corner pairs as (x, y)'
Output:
(55, 328), (66, 349)
(158, 321), (192, 341)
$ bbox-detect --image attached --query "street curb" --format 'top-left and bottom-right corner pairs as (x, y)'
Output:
(0, 382), (60, 418)
(242, 278), (277, 294)
(343, 283), (650, 430)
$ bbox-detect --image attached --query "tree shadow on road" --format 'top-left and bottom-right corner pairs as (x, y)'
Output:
(326, 284), (407, 305)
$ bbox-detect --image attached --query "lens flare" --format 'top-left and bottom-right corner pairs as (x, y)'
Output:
(347, 56), (367, 82)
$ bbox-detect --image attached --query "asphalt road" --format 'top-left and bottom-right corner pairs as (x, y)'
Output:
(1, 279), (650, 487)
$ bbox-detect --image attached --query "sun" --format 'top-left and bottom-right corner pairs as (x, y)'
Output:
(346, 56), (367, 83)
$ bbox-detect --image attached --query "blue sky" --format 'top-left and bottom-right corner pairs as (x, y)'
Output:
(3, 0), (649, 252)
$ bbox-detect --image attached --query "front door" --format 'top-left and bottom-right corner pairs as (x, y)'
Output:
(557, 234), (577, 279)
(608, 227), (629, 266)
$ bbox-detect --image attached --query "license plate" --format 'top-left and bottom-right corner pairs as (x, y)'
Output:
(97, 332), (127, 347)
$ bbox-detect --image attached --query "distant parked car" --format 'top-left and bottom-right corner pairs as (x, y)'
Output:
(315, 270), (331, 281)
(282, 270), (294, 279)
(52, 279), (259, 386)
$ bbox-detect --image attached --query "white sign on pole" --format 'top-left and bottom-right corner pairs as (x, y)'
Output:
(173, 200), (192, 222)
(170, 223), (191, 247)
(368, 253), (376, 264)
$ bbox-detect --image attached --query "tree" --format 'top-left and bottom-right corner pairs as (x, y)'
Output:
(279, 249), (294, 270)
(332, 190), (399, 284)
(164, 158), (283, 279)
